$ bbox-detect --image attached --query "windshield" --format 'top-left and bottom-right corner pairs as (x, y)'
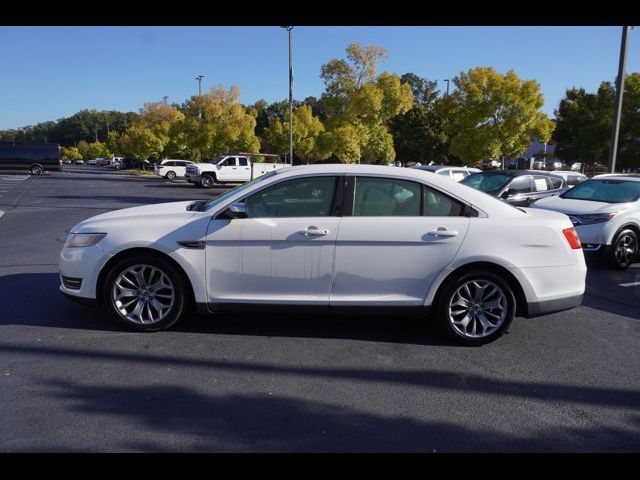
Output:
(461, 173), (512, 193)
(560, 179), (640, 203)
(204, 170), (279, 210)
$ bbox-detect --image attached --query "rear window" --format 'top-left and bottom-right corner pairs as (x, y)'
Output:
(461, 173), (512, 193)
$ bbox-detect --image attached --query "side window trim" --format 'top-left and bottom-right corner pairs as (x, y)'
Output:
(344, 174), (479, 218)
(221, 174), (346, 219)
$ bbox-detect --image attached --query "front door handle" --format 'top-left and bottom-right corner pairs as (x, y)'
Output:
(428, 228), (458, 238)
(300, 227), (329, 236)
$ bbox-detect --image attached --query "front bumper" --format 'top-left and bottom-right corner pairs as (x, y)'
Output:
(59, 245), (113, 300)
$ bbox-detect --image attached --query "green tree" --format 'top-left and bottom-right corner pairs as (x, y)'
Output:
(319, 43), (413, 164)
(439, 67), (555, 165)
(262, 104), (326, 163)
(61, 146), (82, 161)
(119, 124), (164, 160)
(85, 142), (112, 159)
(554, 73), (640, 170)
(177, 85), (260, 161)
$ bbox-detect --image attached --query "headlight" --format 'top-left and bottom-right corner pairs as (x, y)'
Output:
(569, 213), (616, 226)
(65, 233), (107, 248)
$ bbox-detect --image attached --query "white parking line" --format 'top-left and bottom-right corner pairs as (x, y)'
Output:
(619, 281), (640, 287)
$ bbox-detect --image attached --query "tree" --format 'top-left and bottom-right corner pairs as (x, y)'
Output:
(119, 124), (164, 160)
(319, 43), (413, 164)
(85, 142), (112, 159)
(389, 73), (448, 164)
(439, 67), (555, 165)
(61, 146), (82, 161)
(262, 104), (326, 163)
(554, 74), (640, 170)
(77, 140), (90, 159)
(177, 85), (260, 161)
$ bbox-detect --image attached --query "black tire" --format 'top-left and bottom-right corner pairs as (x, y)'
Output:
(30, 165), (43, 175)
(607, 228), (638, 270)
(165, 171), (177, 180)
(200, 174), (215, 188)
(434, 269), (516, 346)
(102, 255), (187, 332)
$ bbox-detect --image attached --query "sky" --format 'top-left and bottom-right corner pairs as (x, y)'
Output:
(0, 26), (638, 131)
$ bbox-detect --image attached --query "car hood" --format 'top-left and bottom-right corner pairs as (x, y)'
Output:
(71, 201), (204, 232)
(531, 196), (619, 215)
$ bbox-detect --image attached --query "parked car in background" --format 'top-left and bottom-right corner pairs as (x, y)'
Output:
(413, 164), (481, 182)
(482, 160), (502, 169)
(185, 153), (290, 188)
(59, 164), (586, 345)
(0, 142), (62, 175)
(153, 159), (194, 180)
(547, 171), (588, 187)
(115, 158), (155, 171)
(571, 162), (582, 172)
(531, 174), (640, 269)
(87, 159), (98, 165)
(460, 170), (567, 207)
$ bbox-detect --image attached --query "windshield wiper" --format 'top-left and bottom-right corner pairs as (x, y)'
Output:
(186, 200), (207, 212)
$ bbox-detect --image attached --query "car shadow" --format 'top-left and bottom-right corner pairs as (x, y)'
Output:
(0, 272), (454, 346)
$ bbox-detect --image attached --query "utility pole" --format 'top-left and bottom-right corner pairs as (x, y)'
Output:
(444, 79), (450, 96)
(196, 75), (204, 97)
(608, 26), (631, 174)
(281, 26), (294, 164)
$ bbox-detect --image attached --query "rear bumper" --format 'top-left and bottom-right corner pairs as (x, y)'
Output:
(526, 294), (583, 317)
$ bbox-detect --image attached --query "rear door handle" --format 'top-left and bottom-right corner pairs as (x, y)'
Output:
(300, 227), (329, 236)
(428, 228), (458, 238)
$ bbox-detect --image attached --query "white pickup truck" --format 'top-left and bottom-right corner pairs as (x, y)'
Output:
(185, 153), (290, 188)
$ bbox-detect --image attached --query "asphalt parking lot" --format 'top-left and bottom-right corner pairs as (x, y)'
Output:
(0, 165), (639, 452)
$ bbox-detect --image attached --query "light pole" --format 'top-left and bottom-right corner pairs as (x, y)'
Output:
(443, 79), (450, 96)
(162, 96), (168, 105)
(608, 26), (631, 174)
(281, 26), (294, 164)
(196, 75), (204, 97)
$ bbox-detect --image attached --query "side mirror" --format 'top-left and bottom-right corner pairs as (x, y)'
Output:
(500, 191), (510, 199)
(221, 202), (248, 219)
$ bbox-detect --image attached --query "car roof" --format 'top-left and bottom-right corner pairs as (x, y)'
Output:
(414, 165), (479, 172)
(468, 169), (560, 177)
(591, 173), (640, 181)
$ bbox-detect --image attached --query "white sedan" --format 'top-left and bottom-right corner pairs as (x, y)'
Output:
(531, 174), (640, 269)
(59, 164), (586, 345)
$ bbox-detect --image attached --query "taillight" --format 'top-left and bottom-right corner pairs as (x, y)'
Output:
(59, 159), (63, 165)
(563, 227), (582, 249)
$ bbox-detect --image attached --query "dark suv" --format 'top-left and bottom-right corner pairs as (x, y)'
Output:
(460, 170), (567, 207)
(0, 142), (62, 175)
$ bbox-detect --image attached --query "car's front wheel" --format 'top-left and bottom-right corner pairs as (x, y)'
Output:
(435, 270), (516, 345)
(102, 256), (187, 331)
(608, 229), (638, 269)
(200, 174), (215, 188)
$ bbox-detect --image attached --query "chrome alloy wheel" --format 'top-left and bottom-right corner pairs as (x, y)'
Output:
(112, 264), (175, 325)
(448, 280), (508, 339)
(614, 232), (637, 268)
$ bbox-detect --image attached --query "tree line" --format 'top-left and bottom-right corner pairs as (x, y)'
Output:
(1, 42), (638, 169)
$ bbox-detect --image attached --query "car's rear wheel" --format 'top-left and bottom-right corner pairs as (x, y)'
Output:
(165, 171), (177, 180)
(102, 256), (186, 331)
(608, 229), (638, 269)
(435, 270), (516, 345)
(30, 165), (43, 175)
(200, 174), (215, 188)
